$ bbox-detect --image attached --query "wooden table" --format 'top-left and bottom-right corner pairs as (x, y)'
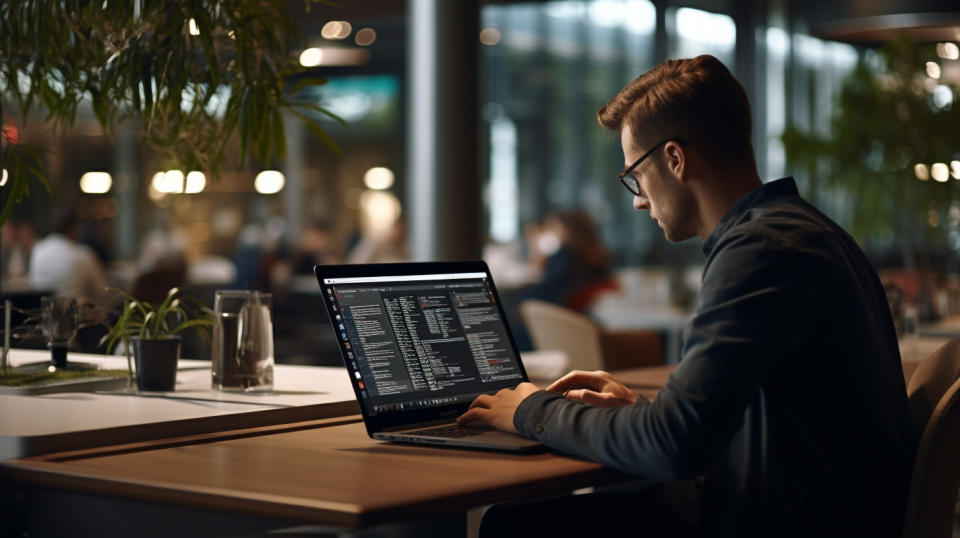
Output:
(0, 416), (627, 536)
(613, 349), (927, 402)
(6, 354), (928, 536)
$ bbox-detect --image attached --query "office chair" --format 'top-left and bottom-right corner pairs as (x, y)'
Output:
(519, 299), (663, 372)
(901, 338), (960, 538)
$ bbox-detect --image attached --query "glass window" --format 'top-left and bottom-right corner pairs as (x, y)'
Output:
(481, 0), (659, 265)
(669, 7), (736, 66)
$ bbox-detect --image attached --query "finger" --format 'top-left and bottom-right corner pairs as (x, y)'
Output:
(566, 389), (635, 407)
(545, 370), (589, 392)
(457, 407), (490, 426)
(564, 389), (610, 406)
(546, 371), (605, 393)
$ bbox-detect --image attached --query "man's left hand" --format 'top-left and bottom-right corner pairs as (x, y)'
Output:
(456, 382), (542, 433)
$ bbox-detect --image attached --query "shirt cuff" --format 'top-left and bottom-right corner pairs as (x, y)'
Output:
(513, 390), (565, 438)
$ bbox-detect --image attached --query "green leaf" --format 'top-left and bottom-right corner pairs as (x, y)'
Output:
(290, 109), (342, 156)
(272, 109), (286, 159)
(285, 76), (329, 97)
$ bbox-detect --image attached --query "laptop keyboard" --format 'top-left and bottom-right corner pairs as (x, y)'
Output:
(407, 424), (495, 439)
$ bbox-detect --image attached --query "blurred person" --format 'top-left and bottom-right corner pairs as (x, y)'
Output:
(129, 219), (189, 304)
(291, 221), (340, 274)
(29, 207), (109, 306)
(2, 220), (35, 280)
(77, 218), (110, 267)
(505, 211), (615, 350)
(459, 55), (916, 538)
(232, 223), (267, 290)
(523, 210), (615, 311)
(137, 217), (188, 274)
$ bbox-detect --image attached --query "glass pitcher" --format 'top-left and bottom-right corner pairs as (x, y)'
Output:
(211, 291), (274, 392)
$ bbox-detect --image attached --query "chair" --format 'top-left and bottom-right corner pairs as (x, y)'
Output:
(519, 299), (663, 372)
(906, 338), (960, 431)
(130, 262), (187, 304)
(901, 338), (960, 538)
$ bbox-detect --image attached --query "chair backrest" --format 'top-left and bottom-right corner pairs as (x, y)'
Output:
(901, 375), (960, 538)
(906, 338), (960, 434)
(901, 337), (960, 538)
(519, 299), (604, 372)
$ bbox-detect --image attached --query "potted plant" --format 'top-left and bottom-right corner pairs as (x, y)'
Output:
(100, 287), (213, 391)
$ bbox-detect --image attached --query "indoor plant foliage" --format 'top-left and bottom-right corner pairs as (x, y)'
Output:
(100, 287), (214, 377)
(0, 0), (342, 224)
(782, 39), (960, 263)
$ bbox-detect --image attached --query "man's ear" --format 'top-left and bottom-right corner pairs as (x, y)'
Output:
(663, 141), (686, 181)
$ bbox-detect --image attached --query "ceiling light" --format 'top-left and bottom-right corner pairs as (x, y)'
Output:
(932, 163), (950, 182)
(0, 169), (7, 187)
(255, 170), (285, 194)
(297, 47), (370, 67)
(360, 190), (401, 238)
(915, 163), (930, 180)
(79, 171), (112, 193)
(479, 28), (502, 46)
(321, 21), (352, 40)
(937, 42), (960, 60)
(926, 61), (942, 79)
(185, 171), (206, 193)
(163, 170), (185, 192)
(188, 18), (200, 36)
(363, 167), (395, 190)
(355, 27), (377, 46)
(300, 47), (323, 67)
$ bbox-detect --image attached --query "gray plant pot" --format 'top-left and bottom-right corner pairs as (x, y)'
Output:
(132, 336), (181, 391)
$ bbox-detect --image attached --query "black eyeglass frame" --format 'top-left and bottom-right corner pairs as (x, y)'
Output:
(616, 138), (687, 197)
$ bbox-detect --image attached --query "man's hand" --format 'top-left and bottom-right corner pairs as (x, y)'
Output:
(456, 382), (542, 433)
(546, 370), (637, 407)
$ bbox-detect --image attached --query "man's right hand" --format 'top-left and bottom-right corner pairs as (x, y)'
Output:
(546, 370), (637, 407)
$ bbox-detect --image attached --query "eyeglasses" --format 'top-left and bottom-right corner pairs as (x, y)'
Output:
(616, 138), (686, 197)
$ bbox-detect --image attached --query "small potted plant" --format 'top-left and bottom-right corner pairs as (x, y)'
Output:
(100, 287), (213, 391)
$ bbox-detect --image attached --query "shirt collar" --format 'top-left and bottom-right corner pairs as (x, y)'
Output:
(702, 177), (799, 256)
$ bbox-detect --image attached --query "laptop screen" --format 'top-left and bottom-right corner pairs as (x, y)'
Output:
(316, 262), (527, 428)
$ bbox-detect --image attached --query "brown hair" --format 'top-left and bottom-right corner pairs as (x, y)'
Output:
(554, 210), (610, 272)
(597, 55), (755, 168)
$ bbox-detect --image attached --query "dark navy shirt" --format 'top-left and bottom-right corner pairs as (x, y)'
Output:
(514, 178), (917, 537)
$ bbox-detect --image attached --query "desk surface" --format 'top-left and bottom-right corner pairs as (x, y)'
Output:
(1, 416), (626, 529)
(0, 349), (583, 460)
(1, 349), (358, 459)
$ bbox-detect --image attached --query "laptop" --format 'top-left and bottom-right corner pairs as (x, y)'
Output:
(314, 261), (543, 453)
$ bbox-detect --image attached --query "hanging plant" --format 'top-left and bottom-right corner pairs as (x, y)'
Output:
(782, 38), (960, 262)
(0, 0), (343, 224)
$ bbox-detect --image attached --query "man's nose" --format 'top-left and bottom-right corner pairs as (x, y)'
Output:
(633, 195), (650, 211)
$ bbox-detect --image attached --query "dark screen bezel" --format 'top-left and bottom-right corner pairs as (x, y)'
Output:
(313, 261), (530, 435)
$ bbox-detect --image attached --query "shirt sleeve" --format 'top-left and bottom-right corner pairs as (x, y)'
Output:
(513, 228), (811, 479)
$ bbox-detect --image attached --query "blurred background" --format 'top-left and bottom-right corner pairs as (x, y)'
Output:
(2, 0), (959, 365)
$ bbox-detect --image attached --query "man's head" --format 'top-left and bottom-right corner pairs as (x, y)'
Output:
(598, 55), (757, 241)
(50, 206), (79, 239)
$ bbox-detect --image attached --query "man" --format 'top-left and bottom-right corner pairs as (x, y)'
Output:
(29, 207), (109, 307)
(458, 55), (917, 537)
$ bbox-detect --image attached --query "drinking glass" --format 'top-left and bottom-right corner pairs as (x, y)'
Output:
(901, 305), (919, 361)
(41, 296), (78, 369)
(211, 291), (274, 392)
